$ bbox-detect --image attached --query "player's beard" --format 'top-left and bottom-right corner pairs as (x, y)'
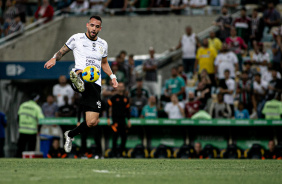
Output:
(88, 30), (99, 40)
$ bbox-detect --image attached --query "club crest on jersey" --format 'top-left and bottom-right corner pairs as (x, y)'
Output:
(93, 43), (96, 47)
(99, 46), (103, 54)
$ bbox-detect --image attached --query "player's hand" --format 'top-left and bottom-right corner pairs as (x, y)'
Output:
(127, 120), (131, 128)
(107, 118), (111, 126)
(44, 58), (56, 69)
(112, 78), (118, 88)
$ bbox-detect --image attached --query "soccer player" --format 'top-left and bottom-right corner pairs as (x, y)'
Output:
(44, 15), (118, 153)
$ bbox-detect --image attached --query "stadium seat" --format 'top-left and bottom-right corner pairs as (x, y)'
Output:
(244, 144), (265, 159)
(127, 144), (149, 158)
(150, 144), (172, 158)
(173, 144), (194, 158)
(202, 144), (218, 158)
(220, 144), (242, 159)
(105, 145), (127, 158)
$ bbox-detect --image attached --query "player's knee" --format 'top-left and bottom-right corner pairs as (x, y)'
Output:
(86, 119), (99, 127)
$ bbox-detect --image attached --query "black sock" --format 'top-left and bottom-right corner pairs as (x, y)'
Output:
(68, 121), (88, 138)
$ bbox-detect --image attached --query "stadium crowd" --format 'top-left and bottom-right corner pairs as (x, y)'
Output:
(1, 0), (279, 37)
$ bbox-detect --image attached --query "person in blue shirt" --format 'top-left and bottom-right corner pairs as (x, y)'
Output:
(0, 111), (7, 157)
(235, 102), (249, 119)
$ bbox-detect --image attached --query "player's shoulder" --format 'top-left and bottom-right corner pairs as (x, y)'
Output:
(97, 37), (108, 46)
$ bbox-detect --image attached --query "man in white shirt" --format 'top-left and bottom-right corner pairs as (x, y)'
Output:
(189, 0), (207, 15)
(252, 73), (268, 118)
(170, 0), (188, 14)
(173, 26), (199, 78)
(214, 43), (238, 80)
(219, 70), (235, 114)
(252, 42), (270, 75)
(44, 16), (118, 153)
(52, 75), (74, 107)
(164, 94), (185, 119)
(64, 0), (89, 14)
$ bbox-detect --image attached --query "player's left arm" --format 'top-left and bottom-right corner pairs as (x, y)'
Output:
(102, 57), (118, 88)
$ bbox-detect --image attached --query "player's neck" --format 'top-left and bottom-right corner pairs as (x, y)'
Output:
(85, 33), (98, 41)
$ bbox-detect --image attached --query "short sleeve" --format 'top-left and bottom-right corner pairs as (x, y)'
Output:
(65, 34), (76, 50)
(103, 42), (108, 58)
(52, 85), (58, 96)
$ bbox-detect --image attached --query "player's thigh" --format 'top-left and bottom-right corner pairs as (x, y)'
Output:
(85, 111), (100, 127)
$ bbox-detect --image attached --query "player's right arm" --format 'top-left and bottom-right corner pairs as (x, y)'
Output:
(44, 45), (71, 69)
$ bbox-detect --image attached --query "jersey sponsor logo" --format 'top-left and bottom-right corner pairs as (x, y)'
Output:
(97, 101), (101, 108)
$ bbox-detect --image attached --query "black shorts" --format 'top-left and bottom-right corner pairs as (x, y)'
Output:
(71, 79), (102, 113)
(81, 82), (102, 113)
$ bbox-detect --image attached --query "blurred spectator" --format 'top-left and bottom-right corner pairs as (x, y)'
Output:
(243, 61), (255, 80)
(89, 0), (104, 14)
(233, 7), (251, 44)
(141, 96), (158, 118)
(63, 0), (89, 14)
(131, 88), (148, 116)
(47, 139), (67, 158)
(16, 94), (44, 157)
(143, 47), (158, 96)
(219, 70), (235, 113)
(163, 66), (185, 101)
(7, 14), (24, 35)
(252, 73), (268, 118)
(194, 38), (217, 86)
(272, 35), (282, 71)
(262, 93), (282, 120)
(0, 111), (7, 157)
(208, 31), (222, 53)
(199, 69), (211, 86)
(195, 78), (211, 107)
(56, 0), (72, 10)
(214, 43), (238, 80)
(220, 0), (240, 13)
(252, 42), (270, 75)
(250, 8), (264, 49)
(53, 75), (74, 107)
(266, 69), (282, 100)
(209, 93), (232, 118)
(214, 6), (233, 42)
(170, 0), (188, 15)
(104, 0), (128, 15)
(130, 0), (152, 9)
(177, 64), (187, 84)
(225, 27), (247, 71)
(3, 0), (19, 36)
(185, 92), (201, 118)
(108, 62), (125, 84)
(174, 26), (198, 77)
(14, 0), (26, 23)
(42, 95), (58, 117)
(264, 140), (276, 159)
(128, 54), (136, 89)
(194, 142), (203, 158)
(234, 102), (249, 119)
(102, 79), (117, 102)
(164, 94), (185, 119)
(236, 71), (253, 113)
(56, 96), (75, 117)
(0, 0), (2, 17)
(130, 78), (150, 98)
(117, 50), (130, 85)
(191, 104), (211, 119)
(263, 1), (280, 31)
(34, 0), (54, 23)
(189, 0), (207, 15)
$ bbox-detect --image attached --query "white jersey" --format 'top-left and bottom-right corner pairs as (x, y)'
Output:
(181, 33), (197, 59)
(65, 33), (108, 86)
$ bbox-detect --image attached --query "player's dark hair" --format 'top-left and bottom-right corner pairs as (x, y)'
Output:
(89, 15), (102, 24)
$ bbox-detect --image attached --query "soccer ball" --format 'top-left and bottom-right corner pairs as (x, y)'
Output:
(81, 66), (100, 82)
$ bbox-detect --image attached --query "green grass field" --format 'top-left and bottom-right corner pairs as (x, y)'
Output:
(0, 159), (282, 184)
